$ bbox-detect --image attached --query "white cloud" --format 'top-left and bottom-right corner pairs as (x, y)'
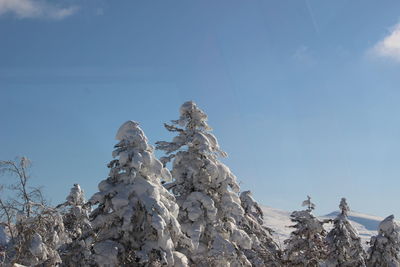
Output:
(372, 23), (400, 62)
(0, 0), (78, 19)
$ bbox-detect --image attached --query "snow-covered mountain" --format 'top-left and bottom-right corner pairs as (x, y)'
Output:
(261, 205), (383, 249)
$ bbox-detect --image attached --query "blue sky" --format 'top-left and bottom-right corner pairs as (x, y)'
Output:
(1, 0), (400, 217)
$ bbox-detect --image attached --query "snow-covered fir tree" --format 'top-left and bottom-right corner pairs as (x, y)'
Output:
(156, 101), (261, 266)
(88, 121), (190, 267)
(325, 198), (366, 267)
(61, 184), (90, 240)
(239, 190), (281, 266)
(367, 214), (400, 267)
(57, 184), (92, 266)
(283, 196), (328, 267)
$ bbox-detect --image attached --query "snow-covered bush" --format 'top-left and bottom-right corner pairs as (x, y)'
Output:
(57, 184), (92, 266)
(157, 101), (259, 266)
(367, 214), (400, 267)
(0, 157), (41, 242)
(239, 190), (281, 266)
(89, 121), (190, 266)
(0, 223), (9, 265)
(283, 196), (328, 267)
(12, 206), (67, 266)
(325, 198), (366, 267)
(0, 157), (68, 266)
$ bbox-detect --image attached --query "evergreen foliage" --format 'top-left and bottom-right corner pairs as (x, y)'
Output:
(325, 198), (366, 267)
(88, 121), (190, 266)
(284, 196), (328, 267)
(367, 215), (400, 267)
(58, 184), (92, 266)
(156, 101), (255, 266)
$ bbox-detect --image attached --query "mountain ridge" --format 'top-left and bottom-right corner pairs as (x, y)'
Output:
(261, 205), (383, 249)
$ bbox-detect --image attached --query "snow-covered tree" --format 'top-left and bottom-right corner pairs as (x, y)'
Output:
(61, 184), (90, 239)
(57, 184), (92, 266)
(0, 157), (45, 236)
(3, 209), (67, 267)
(367, 215), (400, 267)
(88, 121), (190, 267)
(283, 196), (328, 267)
(13, 207), (67, 266)
(239, 190), (281, 266)
(0, 157), (68, 266)
(0, 223), (9, 265)
(325, 198), (366, 267)
(156, 101), (257, 266)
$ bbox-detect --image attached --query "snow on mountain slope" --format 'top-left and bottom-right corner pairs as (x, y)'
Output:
(261, 205), (382, 249)
(261, 206), (293, 247)
(324, 211), (382, 231)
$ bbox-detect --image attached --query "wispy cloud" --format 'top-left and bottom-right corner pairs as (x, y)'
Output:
(0, 0), (78, 19)
(293, 45), (316, 66)
(371, 23), (400, 62)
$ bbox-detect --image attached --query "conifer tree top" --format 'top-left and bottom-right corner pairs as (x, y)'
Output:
(174, 101), (211, 130)
(302, 195), (316, 212)
(66, 184), (85, 206)
(379, 214), (398, 235)
(115, 120), (148, 146)
(111, 120), (172, 182)
(339, 197), (350, 216)
(156, 101), (227, 158)
(367, 214), (400, 267)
